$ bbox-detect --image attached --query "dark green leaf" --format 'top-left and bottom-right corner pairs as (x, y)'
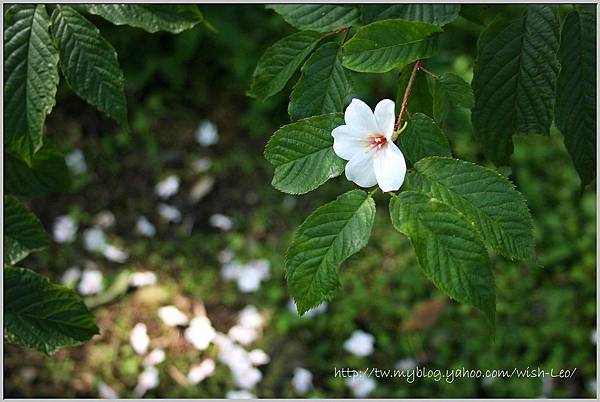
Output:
(288, 43), (350, 121)
(406, 157), (534, 260)
(400, 113), (451, 164)
(555, 11), (596, 186)
(362, 4), (460, 25)
(248, 31), (322, 100)
(4, 5), (59, 163)
(287, 190), (376, 314)
(433, 72), (474, 122)
(4, 196), (48, 265)
(389, 191), (495, 327)
(265, 113), (345, 194)
(51, 5), (127, 126)
(471, 5), (560, 166)
(5, 147), (71, 197)
(4, 267), (99, 355)
(268, 5), (360, 33)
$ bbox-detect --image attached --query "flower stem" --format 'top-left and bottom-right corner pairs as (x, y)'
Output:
(395, 60), (422, 131)
(419, 65), (438, 79)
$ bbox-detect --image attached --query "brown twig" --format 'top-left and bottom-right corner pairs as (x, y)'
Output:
(419, 65), (438, 79)
(395, 60), (422, 131)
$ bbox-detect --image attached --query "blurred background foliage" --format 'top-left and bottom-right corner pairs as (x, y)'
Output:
(4, 5), (596, 398)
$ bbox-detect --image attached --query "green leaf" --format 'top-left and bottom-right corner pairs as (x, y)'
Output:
(288, 43), (350, 121)
(362, 4), (460, 25)
(4, 196), (48, 265)
(389, 191), (495, 327)
(342, 19), (441, 73)
(286, 190), (376, 314)
(459, 5), (497, 26)
(4, 5), (59, 163)
(406, 157), (534, 260)
(4, 267), (99, 355)
(248, 31), (322, 100)
(400, 113), (451, 164)
(265, 113), (345, 194)
(51, 5), (127, 126)
(268, 5), (360, 33)
(5, 147), (71, 197)
(555, 11), (596, 186)
(84, 4), (205, 34)
(395, 63), (433, 116)
(433, 72), (475, 122)
(471, 5), (560, 166)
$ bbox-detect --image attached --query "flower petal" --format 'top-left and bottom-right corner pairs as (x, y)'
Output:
(345, 149), (377, 188)
(345, 99), (379, 134)
(373, 142), (407, 192)
(332, 125), (367, 160)
(374, 99), (396, 139)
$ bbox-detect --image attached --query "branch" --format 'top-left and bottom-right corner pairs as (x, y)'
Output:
(395, 60), (422, 131)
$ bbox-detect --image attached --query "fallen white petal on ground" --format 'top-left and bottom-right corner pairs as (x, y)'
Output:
(129, 271), (157, 288)
(135, 216), (156, 237)
(130, 323), (150, 355)
(78, 269), (103, 295)
(143, 349), (166, 368)
(187, 358), (216, 385)
(343, 330), (375, 357)
(292, 367), (313, 396)
(184, 316), (216, 351)
(158, 305), (189, 327)
(53, 215), (78, 243)
(155, 175), (180, 199)
(61, 266), (81, 287)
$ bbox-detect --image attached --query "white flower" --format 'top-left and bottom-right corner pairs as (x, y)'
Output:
(65, 149), (87, 175)
(93, 210), (115, 229)
(129, 271), (157, 288)
(343, 330), (375, 357)
(53, 215), (77, 243)
(292, 367), (313, 396)
(191, 157), (212, 173)
(222, 259), (270, 293)
(83, 227), (108, 253)
(238, 305), (264, 329)
(143, 348), (166, 367)
(332, 98), (407, 192)
(226, 390), (255, 399)
(130, 323), (150, 355)
(346, 376), (376, 398)
(157, 203), (182, 223)
(103, 244), (128, 263)
(155, 175), (180, 199)
(248, 349), (270, 366)
(228, 325), (259, 346)
(287, 299), (327, 317)
(234, 366), (262, 389)
(187, 358), (216, 385)
(97, 382), (118, 399)
(158, 305), (189, 327)
(196, 120), (219, 146)
(61, 266), (81, 287)
(210, 213), (234, 231)
(135, 216), (156, 237)
(78, 269), (103, 295)
(184, 316), (216, 350)
(395, 357), (417, 371)
(134, 366), (159, 397)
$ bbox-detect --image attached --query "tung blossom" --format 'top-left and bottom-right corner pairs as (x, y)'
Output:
(332, 98), (407, 192)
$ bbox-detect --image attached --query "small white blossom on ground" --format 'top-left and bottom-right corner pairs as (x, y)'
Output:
(157, 203), (182, 223)
(103, 244), (129, 263)
(196, 120), (219, 146)
(482, 376), (495, 388)
(61, 266), (81, 287)
(53, 215), (78, 243)
(332, 98), (407, 191)
(184, 316), (217, 351)
(287, 299), (328, 317)
(135, 216), (156, 237)
(221, 259), (270, 293)
(239, 305), (264, 329)
(226, 390), (255, 399)
(209, 213), (234, 231)
(78, 269), (103, 295)
(143, 348), (166, 368)
(134, 366), (159, 397)
(191, 156), (212, 173)
(155, 175), (180, 199)
(97, 381), (118, 399)
(93, 210), (115, 229)
(591, 329), (597, 344)
(248, 349), (270, 366)
(346, 376), (376, 398)
(395, 357), (417, 371)
(64, 149), (87, 175)
(292, 367), (313, 396)
(158, 305), (189, 327)
(187, 358), (216, 385)
(129, 271), (157, 288)
(343, 330), (375, 357)
(130, 323), (150, 355)
(218, 248), (236, 264)
(587, 379), (597, 395)
(189, 176), (215, 203)
(83, 227), (108, 253)
(228, 325), (259, 346)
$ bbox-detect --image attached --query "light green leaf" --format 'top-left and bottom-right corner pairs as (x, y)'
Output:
(268, 5), (360, 33)
(406, 157), (534, 260)
(265, 113), (345, 194)
(433, 72), (474, 122)
(400, 113), (451, 164)
(288, 43), (350, 121)
(248, 31), (322, 100)
(555, 11), (596, 186)
(4, 5), (59, 163)
(5, 147), (71, 197)
(471, 5), (560, 166)
(342, 19), (441, 73)
(389, 191), (495, 327)
(4, 267), (99, 355)
(4, 196), (48, 265)
(362, 4), (460, 25)
(84, 4), (205, 34)
(51, 5), (127, 126)
(395, 63), (433, 116)
(286, 190), (376, 314)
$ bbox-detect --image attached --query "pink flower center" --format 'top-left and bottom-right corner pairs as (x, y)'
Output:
(368, 134), (387, 151)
